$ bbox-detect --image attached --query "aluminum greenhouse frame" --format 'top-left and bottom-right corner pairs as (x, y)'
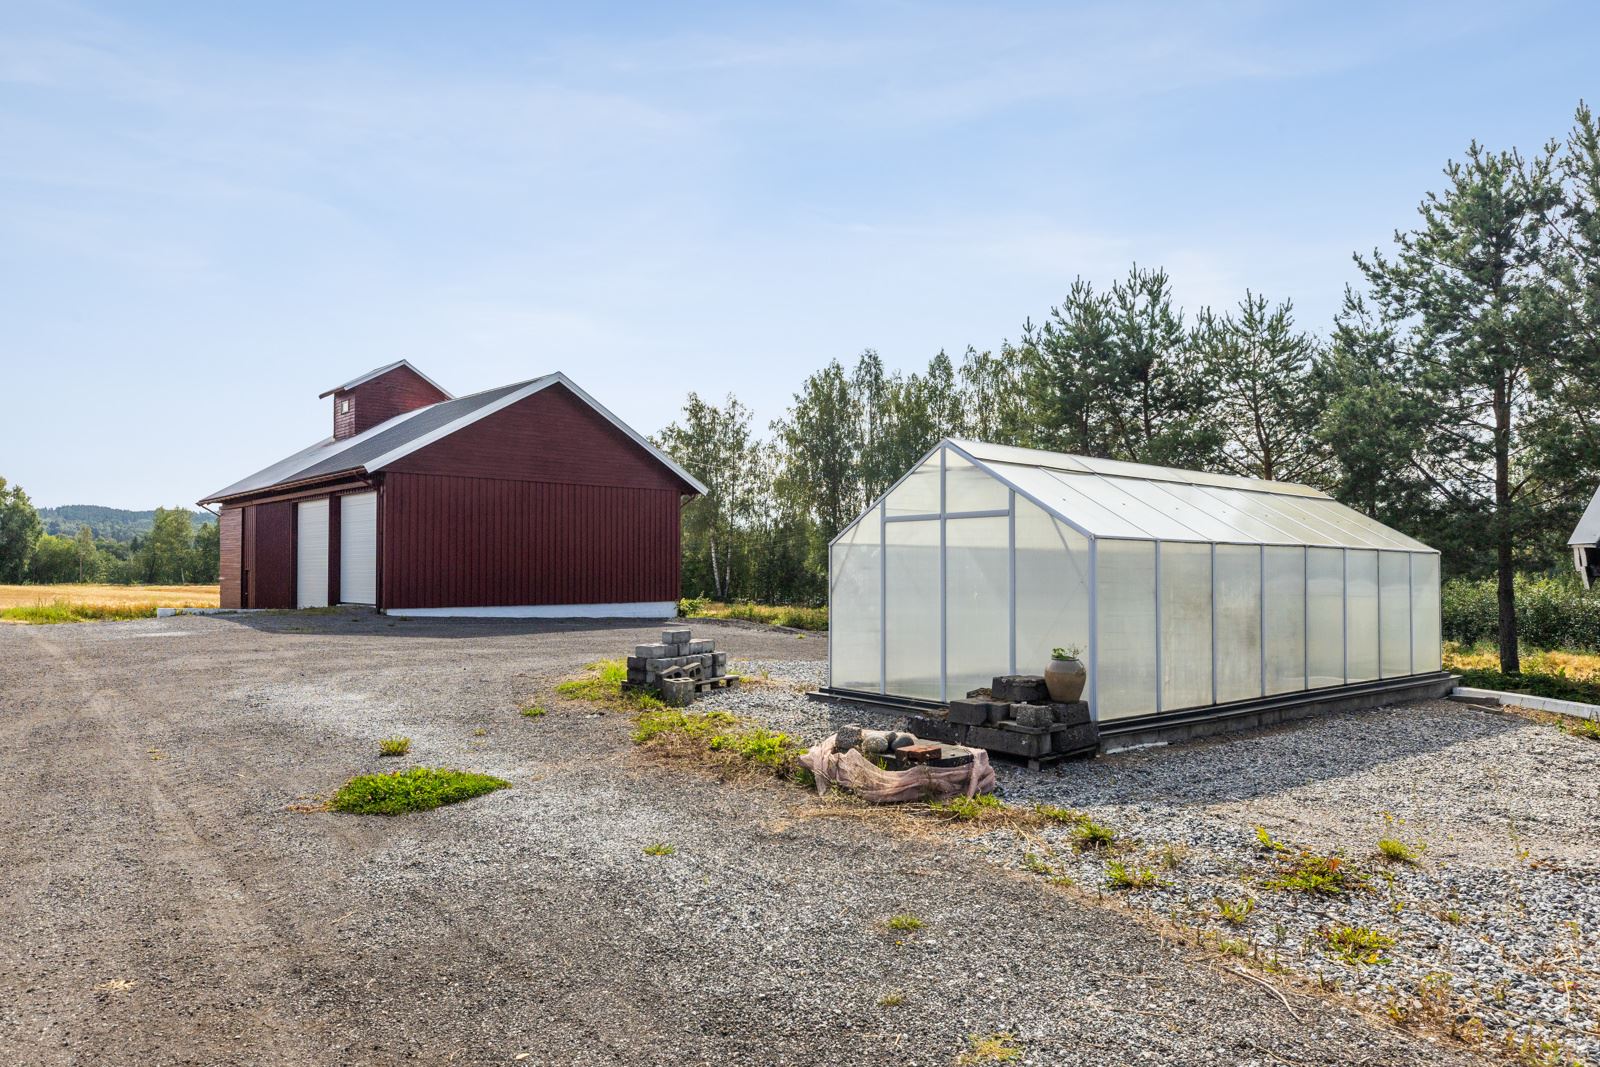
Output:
(825, 439), (1444, 727)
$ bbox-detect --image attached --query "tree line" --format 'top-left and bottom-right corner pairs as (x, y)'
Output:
(656, 103), (1600, 673)
(0, 478), (219, 585)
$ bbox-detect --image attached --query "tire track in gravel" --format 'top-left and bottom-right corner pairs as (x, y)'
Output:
(8, 627), (327, 1066)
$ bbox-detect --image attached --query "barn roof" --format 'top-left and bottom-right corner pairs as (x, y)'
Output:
(201, 373), (707, 503)
(317, 359), (452, 399)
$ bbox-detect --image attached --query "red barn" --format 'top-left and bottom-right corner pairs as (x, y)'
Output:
(199, 361), (704, 617)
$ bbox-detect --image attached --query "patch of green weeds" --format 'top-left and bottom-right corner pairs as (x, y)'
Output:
(1318, 925), (1397, 966)
(885, 913), (924, 932)
(1263, 851), (1368, 895)
(1254, 825), (1290, 853)
(329, 767), (509, 815)
(643, 842), (676, 856)
(877, 991), (906, 1008)
(520, 705), (547, 718)
(929, 793), (1005, 821)
(1215, 895), (1256, 926)
(1104, 859), (1159, 889)
(1377, 837), (1425, 864)
(376, 736), (411, 757)
(556, 659), (664, 711)
(1071, 818), (1118, 852)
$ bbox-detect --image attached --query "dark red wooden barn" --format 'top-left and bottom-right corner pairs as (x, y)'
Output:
(200, 361), (704, 616)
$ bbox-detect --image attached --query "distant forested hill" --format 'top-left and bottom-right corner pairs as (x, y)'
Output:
(39, 505), (215, 543)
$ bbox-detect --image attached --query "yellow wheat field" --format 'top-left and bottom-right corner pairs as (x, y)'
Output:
(0, 584), (220, 610)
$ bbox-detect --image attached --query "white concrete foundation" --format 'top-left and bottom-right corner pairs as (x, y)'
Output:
(1452, 686), (1600, 721)
(385, 602), (678, 620)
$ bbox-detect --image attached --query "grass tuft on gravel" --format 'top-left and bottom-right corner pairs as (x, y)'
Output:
(884, 913), (923, 932)
(643, 842), (676, 856)
(555, 660), (664, 711)
(330, 767), (510, 815)
(377, 736), (411, 757)
(956, 1033), (1022, 1064)
(1319, 924), (1397, 966)
(1262, 851), (1368, 895)
(632, 707), (810, 781)
(1, 599), (160, 624)
(1377, 837), (1425, 864)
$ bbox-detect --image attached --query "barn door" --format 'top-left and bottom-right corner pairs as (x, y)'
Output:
(340, 492), (378, 605)
(296, 498), (330, 608)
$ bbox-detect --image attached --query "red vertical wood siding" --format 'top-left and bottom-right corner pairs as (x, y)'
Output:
(383, 384), (692, 492)
(334, 365), (449, 440)
(218, 507), (243, 608)
(381, 473), (681, 608)
(244, 501), (296, 608)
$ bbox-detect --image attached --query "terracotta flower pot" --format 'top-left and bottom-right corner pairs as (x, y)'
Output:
(1045, 657), (1086, 703)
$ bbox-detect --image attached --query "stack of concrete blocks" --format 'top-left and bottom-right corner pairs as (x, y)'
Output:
(624, 627), (734, 707)
(907, 674), (1098, 766)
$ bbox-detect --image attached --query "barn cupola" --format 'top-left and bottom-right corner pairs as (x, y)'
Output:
(319, 361), (451, 440)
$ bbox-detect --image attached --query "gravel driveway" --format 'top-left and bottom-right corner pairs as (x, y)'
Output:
(0, 613), (1477, 1066)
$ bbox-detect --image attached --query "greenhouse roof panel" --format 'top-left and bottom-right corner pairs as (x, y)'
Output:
(948, 439), (1436, 553)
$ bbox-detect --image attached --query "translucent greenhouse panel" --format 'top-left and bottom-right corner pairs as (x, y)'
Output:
(828, 508), (881, 692)
(1138, 481), (1270, 544)
(1214, 544), (1263, 703)
(1096, 539), (1157, 721)
(1411, 553), (1442, 672)
(985, 462), (1147, 538)
(945, 451), (1011, 513)
(1379, 552), (1412, 677)
(1346, 549), (1380, 682)
(1262, 546), (1307, 695)
(1240, 493), (1346, 546)
(885, 519), (941, 699)
(1306, 546), (1345, 687)
(886, 450), (942, 517)
(945, 516), (1011, 697)
(1283, 497), (1394, 549)
(1049, 470), (1209, 542)
(1014, 497), (1091, 680)
(1159, 542), (1213, 710)
(1147, 481), (1299, 545)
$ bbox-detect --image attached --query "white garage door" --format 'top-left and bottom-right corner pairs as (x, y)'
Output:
(340, 491), (378, 605)
(296, 498), (330, 608)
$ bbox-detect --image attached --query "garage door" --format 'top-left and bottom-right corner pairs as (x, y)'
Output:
(296, 498), (330, 608)
(340, 492), (378, 605)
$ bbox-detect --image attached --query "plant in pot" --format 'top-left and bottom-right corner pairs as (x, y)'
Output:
(1046, 646), (1086, 703)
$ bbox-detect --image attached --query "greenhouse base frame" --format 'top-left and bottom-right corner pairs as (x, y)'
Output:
(809, 671), (1459, 754)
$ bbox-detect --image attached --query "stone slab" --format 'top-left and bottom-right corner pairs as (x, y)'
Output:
(990, 675), (1048, 703)
(685, 639), (714, 655)
(635, 643), (670, 658)
(1051, 701), (1091, 727)
(906, 714), (967, 746)
(946, 699), (991, 726)
(661, 628), (692, 645)
(967, 724), (1047, 758)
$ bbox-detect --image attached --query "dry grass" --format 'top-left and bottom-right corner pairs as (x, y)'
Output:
(0, 584), (219, 610)
(1444, 643), (1600, 682)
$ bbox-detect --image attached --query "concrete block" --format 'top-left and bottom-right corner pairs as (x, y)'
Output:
(947, 699), (990, 726)
(991, 675), (1048, 703)
(712, 652), (728, 673)
(627, 656), (649, 671)
(685, 639), (714, 654)
(661, 628), (691, 645)
(1013, 704), (1055, 729)
(966, 724), (1046, 759)
(986, 701), (1010, 724)
(1051, 701), (1091, 727)
(1050, 722), (1100, 755)
(627, 668), (646, 685)
(660, 677), (695, 707)
(636, 643), (670, 658)
(907, 714), (967, 745)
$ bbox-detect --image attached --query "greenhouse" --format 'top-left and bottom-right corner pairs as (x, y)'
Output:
(826, 439), (1444, 727)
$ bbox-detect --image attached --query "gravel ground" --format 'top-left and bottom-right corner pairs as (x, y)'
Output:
(0, 615), (1476, 1066)
(719, 663), (1600, 1062)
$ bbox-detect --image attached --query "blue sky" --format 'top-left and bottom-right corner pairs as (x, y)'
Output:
(2, 1), (1596, 508)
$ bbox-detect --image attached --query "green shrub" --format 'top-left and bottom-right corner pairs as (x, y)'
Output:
(329, 767), (510, 815)
(1443, 574), (1600, 652)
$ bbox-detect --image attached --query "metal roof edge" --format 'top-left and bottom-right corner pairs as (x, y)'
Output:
(318, 360), (453, 400)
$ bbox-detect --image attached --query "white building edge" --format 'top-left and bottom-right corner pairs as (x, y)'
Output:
(826, 438), (1444, 726)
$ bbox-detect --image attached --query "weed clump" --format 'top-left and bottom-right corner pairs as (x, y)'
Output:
(1071, 818), (1118, 852)
(1263, 851), (1368, 895)
(884, 913), (923, 932)
(1318, 925), (1397, 966)
(643, 842), (676, 856)
(377, 736), (411, 757)
(1215, 895), (1256, 926)
(520, 705), (547, 718)
(929, 793), (1005, 821)
(329, 767), (509, 815)
(957, 1032), (1021, 1064)
(632, 707), (808, 781)
(1104, 859), (1159, 889)
(556, 660), (664, 711)
(1377, 837), (1425, 864)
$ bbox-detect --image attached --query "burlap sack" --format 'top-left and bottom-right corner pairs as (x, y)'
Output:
(800, 735), (996, 804)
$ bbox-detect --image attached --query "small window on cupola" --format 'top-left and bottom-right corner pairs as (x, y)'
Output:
(340, 399), (351, 414)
